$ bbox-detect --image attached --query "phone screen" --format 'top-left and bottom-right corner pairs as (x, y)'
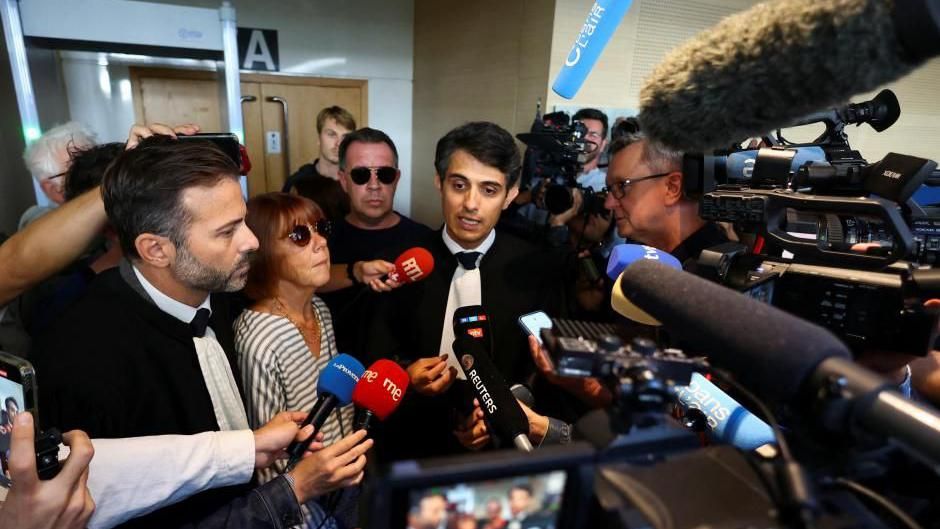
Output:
(0, 367), (26, 487)
(518, 311), (553, 345)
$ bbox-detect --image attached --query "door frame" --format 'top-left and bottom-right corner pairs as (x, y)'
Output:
(128, 67), (369, 128)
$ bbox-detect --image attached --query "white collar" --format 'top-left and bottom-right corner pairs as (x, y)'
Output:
(133, 265), (211, 325)
(441, 227), (496, 256)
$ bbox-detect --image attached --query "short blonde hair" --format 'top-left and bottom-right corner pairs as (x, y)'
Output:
(316, 106), (356, 134)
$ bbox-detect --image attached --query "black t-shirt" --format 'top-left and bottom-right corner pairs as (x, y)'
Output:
(282, 160), (350, 222)
(322, 214), (433, 353)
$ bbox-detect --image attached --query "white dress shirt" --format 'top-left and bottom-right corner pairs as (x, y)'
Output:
(438, 229), (496, 379)
(132, 266), (249, 431)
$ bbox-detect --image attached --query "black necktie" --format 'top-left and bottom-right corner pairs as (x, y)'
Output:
(190, 308), (211, 338)
(456, 251), (482, 270)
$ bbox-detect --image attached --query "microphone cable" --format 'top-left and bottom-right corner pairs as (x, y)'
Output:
(709, 367), (817, 529)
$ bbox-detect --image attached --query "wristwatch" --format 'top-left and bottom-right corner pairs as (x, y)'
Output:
(346, 262), (362, 285)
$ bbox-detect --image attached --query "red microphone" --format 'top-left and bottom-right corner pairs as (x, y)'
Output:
(352, 359), (410, 431)
(387, 247), (434, 284)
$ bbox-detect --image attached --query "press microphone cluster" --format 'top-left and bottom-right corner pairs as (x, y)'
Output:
(453, 306), (534, 452)
(284, 355), (409, 471)
(638, 0), (940, 152)
(606, 244), (775, 450)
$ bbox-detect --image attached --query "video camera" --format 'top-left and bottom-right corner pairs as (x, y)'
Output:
(680, 90), (940, 356)
(517, 111), (608, 216)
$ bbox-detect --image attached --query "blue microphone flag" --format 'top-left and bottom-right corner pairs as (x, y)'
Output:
(552, 0), (633, 99)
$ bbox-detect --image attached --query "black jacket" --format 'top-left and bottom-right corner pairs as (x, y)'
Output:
(361, 229), (567, 461)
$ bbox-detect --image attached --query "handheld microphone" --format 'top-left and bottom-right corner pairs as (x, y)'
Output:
(351, 359), (410, 432)
(285, 353), (365, 470)
(638, 0), (940, 151)
(552, 0), (634, 99)
(606, 244), (681, 325)
(387, 247), (435, 284)
(453, 306), (533, 452)
(676, 373), (775, 451)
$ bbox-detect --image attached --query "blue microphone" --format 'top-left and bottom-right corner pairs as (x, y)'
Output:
(606, 244), (682, 280)
(285, 353), (365, 469)
(676, 373), (775, 450)
(607, 244), (682, 325)
(552, 0), (634, 99)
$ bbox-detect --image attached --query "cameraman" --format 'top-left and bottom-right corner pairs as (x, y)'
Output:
(603, 132), (727, 269)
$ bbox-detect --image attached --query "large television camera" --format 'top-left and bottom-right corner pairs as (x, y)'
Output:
(681, 90), (940, 356)
(516, 111), (608, 216)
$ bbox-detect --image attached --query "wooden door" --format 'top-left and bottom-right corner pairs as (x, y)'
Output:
(256, 80), (366, 192)
(130, 68), (367, 195)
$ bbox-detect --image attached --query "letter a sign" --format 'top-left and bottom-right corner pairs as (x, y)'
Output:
(237, 27), (279, 72)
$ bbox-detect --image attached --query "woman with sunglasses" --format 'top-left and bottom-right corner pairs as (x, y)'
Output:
(235, 192), (369, 527)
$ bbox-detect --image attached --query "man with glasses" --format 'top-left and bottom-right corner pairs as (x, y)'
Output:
(603, 133), (727, 269)
(18, 122), (97, 230)
(318, 127), (432, 352)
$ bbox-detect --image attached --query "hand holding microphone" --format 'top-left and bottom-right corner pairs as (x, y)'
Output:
(286, 429), (373, 503)
(284, 354), (365, 471)
(351, 259), (399, 292)
(406, 355), (458, 396)
(352, 359), (410, 431)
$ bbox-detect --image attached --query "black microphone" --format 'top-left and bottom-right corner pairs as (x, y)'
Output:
(638, 0), (940, 152)
(618, 259), (940, 470)
(453, 306), (533, 452)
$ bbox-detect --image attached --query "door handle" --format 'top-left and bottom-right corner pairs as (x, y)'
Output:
(240, 95), (257, 104)
(266, 96), (290, 177)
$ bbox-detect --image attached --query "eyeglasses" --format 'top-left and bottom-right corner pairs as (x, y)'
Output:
(286, 220), (332, 247)
(607, 172), (671, 200)
(349, 166), (397, 185)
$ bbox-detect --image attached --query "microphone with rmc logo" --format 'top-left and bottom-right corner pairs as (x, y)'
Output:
(352, 359), (410, 431)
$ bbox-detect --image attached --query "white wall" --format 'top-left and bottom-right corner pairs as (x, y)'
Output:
(57, 0), (415, 213)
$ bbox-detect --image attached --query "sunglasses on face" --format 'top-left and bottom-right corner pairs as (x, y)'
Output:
(286, 220), (332, 247)
(348, 166), (397, 185)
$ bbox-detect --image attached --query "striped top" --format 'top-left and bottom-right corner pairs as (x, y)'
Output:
(234, 295), (353, 485)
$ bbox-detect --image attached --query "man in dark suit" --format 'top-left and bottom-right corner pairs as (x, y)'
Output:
(363, 122), (566, 461)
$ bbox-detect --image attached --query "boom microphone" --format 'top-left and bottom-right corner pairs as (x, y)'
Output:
(285, 353), (365, 470)
(619, 259), (850, 404)
(387, 247), (435, 284)
(453, 306), (533, 452)
(638, 0), (940, 152)
(352, 359), (410, 431)
(606, 244), (681, 325)
(619, 259), (940, 469)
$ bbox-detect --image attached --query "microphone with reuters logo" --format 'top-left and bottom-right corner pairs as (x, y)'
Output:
(352, 359), (410, 431)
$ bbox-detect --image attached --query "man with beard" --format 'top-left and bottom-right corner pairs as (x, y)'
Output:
(30, 136), (277, 527)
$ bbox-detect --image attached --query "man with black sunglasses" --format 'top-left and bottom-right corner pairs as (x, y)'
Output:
(317, 127), (432, 353)
(603, 133), (727, 270)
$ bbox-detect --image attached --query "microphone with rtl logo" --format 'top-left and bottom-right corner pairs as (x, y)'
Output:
(351, 359), (410, 432)
(386, 247), (435, 284)
(452, 306), (533, 452)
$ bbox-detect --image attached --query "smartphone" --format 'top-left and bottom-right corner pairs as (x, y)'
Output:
(518, 310), (553, 345)
(176, 133), (242, 168)
(0, 351), (59, 487)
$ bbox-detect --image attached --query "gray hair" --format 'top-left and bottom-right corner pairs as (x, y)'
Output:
(22, 122), (97, 181)
(609, 131), (683, 174)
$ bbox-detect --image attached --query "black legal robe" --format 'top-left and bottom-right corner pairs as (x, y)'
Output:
(360, 229), (568, 462)
(31, 267), (250, 529)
